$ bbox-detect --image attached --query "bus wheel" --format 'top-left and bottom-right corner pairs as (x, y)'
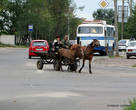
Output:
(100, 51), (106, 56)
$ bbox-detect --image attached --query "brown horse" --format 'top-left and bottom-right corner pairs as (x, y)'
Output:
(58, 44), (83, 60)
(58, 44), (83, 71)
(79, 39), (100, 74)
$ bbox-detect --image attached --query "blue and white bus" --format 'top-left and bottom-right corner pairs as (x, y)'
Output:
(76, 20), (115, 55)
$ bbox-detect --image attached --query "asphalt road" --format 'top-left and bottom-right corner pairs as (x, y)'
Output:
(0, 48), (136, 110)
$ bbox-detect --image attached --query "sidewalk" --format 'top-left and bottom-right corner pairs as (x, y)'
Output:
(93, 56), (136, 68)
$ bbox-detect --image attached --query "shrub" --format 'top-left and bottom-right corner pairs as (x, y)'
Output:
(124, 98), (136, 110)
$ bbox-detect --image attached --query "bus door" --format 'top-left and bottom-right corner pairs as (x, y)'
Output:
(104, 27), (108, 54)
(77, 37), (80, 45)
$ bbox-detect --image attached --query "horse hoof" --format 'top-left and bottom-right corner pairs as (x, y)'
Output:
(89, 72), (92, 74)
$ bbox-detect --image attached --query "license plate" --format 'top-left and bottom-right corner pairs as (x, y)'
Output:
(36, 48), (43, 51)
(119, 46), (125, 49)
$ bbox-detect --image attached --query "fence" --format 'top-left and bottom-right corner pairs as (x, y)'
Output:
(0, 35), (15, 45)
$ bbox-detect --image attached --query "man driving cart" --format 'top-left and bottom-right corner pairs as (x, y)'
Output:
(53, 35), (63, 51)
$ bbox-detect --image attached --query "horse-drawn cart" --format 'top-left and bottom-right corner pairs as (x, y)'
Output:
(35, 49), (80, 72)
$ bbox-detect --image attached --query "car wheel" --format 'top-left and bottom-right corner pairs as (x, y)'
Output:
(99, 51), (106, 56)
(29, 55), (31, 59)
(127, 55), (130, 59)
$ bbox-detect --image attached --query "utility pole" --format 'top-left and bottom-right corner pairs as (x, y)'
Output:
(68, 11), (70, 40)
(121, 0), (124, 40)
(129, 0), (133, 16)
(114, 0), (119, 56)
(67, 1), (70, 40)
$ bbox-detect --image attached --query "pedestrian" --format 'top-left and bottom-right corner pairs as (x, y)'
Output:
(130, 36), (135, 41)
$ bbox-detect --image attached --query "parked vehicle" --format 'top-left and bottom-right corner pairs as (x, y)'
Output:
(126, 41), (136, 59)
(118, 39), (130, 51)
(76, 20), (115, 55)
(29, 40), (49, 59)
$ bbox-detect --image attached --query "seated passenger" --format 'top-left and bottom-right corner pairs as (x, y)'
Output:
(62, 35), (72, 49)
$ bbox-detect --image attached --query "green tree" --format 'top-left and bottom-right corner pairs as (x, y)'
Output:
(0, 0), (81, 44)
(124, 98), (136, 110)
(118, 5), (136, 40)
(0, 0), (8, 12)
(127, 5), (136, 39)
(46, 0), (70, 38)
(118, 23), (130, 40)
(0, 0), (9, 34)
(93, 8), (114, 25)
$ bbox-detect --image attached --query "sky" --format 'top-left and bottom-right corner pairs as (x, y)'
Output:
(74, 0), (115, 20)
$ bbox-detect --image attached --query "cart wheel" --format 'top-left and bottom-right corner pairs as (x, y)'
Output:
(68, 63), (77, 72)
(37, 59), (43, 70)
(53, 60), (61, 71)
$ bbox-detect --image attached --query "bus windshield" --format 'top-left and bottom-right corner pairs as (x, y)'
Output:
(78, 26), (103, 34)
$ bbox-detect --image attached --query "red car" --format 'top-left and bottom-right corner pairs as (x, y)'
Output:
(29, 40), (49, 59)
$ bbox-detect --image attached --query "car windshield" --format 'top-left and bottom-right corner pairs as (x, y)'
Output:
(118, 40), (127, 45)
(32, 41), (46, 46)
(78, 26), (103, 34)
(129, 42), (136, 47)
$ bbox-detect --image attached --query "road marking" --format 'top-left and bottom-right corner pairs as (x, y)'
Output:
(25, 62), (36, 67)
(15, 92), (82, 98)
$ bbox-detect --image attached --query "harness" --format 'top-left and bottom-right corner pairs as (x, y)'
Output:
(81, 48), (84, 57)
(84, 44), (95, 57)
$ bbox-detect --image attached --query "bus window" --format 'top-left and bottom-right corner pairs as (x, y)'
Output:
(78, 26), (103, 34)
(78, 27), (90, 34)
